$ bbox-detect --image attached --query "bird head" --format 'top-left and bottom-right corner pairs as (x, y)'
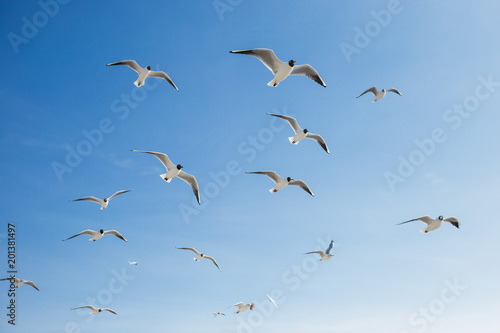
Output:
(303, 129), (308, 134)
(288, 60), (296, 67)
(146, 66), (152, 70)
(438, 215), (444, 220)
(381, 89), (386, 93)
(177, 164), (183, 170)
(287, 177), (293, 182)
(103, 198), (108, 202)
(98, 309), (102, 312)
(99, 229), (104, 234)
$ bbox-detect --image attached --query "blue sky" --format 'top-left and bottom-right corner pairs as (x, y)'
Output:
(1, 0), (500, 332)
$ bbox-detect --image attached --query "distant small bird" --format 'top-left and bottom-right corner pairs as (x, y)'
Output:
(0, 277), (39, 291)
(107, 60), (178, 91)
(63, 229), (127, 242)
(267, 294), (278, 308)
(304, 240), (334, 261)
(233, 302), (255, 314)
(176, 247), (221, 271)
(132, 150), (200, 205)
(397, 215), (460, 233)
(230, 48), (326, 87)
(128, 261), (138, 265)
(246, 171), (314, 196)
(213, 312), (225, 317)
(70, 190), (132, 210)
(267, 113), (329, 153)
(356, 86), (402, 102)
(71, 305), (117, 315)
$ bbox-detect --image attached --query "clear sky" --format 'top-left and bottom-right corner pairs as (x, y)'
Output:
(1, 1), (500, 332)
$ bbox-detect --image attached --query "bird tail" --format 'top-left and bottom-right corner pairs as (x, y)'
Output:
(267, 79), (278, 87)
(288, 137), (298, 144)
(160, 173), (173, 183)
(134, 79), (143, 87)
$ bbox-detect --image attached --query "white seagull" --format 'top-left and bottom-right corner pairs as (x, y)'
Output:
(0, 277), (39, 291)
(71, 305), (117, 315)
(70, 190), (132, 210)
(128, 261), (138, 265)
(267, 113), (329, 153)
(246, 171), (314, 196)
(267, 294), (278, 308)
(213, 312), (225, 317)
(356, 86), (402, 102)
(176, 247), (221, 271)
(107, 60), (178, 91)
(397, 215), (461, 233)
(233, 302), (255, 314)
(304, 240), (334, 261)
(132, 150), (201, 205)
(230, 48), (326, 87)
(63, 229), (127, 242)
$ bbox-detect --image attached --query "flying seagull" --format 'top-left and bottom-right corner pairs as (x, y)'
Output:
(356, 87), (402, 102)
(63, 229), (127, 242)
(70, 190), (132, 210)
(71, 305), (117, 315)
(229, 48), (326, 87)
(397, 216), (460, 233)
(0, 277), (39, 291)
(267, 113), (329, 153)
(107, 60), (178, 91)
(128, 261), (138, 265)
(132, 150), (201, 205)
(233, 302), (255, 314)
(267, 294), (278, 308)
(176, 247), (221, 271)
(213, 312), (225, 317)
(246, 171), (314, 196)
(304, 240), (334, 261)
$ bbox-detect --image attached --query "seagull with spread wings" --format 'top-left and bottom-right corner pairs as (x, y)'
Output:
(70, 190), (131, 210)
(63, 229), (127, 242)
(0, 277), (39, 291)
(132, 150), (201, 205)
(356, 86), (402, 102)
(397, 215), (460, 233)
(107, 60), (178, 91)
(71, 305), (117, 315)
(267, 113), (329, 153)
(233, 302), (255, 314)
(230, 48), (326, 87)
(246, 171), (314, 196)
(304, 240), (334, 261)
(176, 247), (221, 271)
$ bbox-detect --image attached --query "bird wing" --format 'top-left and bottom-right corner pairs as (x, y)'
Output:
(245, 171), (281, 184)
(397, 216), (434, 225)
(131, 150), (175, 171)
(249, 303), (255, 310)
(305, 251), (326, 256)
(290, 64), (326, 87)
(388, 88), (403, 95)
(177, 171), (201, 205)
(203, 255), (222, 271)
(288, 180), (314, 196)
(0, 277), (20, 283)
(106, 60), (142, 73)
(444, 217), (461, 229)
(325, 240), (334, 255)
(71, 305), (97, 311)
(107, 189), (132, 201)
(148, 71), (179, 91)
(267, 294), (278, 308)
(103, 230), (128, 242)
(233, 302), (245, 309)
(305, 133), (330, 154)
(24, 281), (39, 291)
(70, 196), (103, 205)
(356, 87), (379, 98)
(266, 113), (301, 134)
(63, 230), (97, 241)
(102, 308), (118, 315)
(230, 48), (283, 74)
(176, 247), (200, 256)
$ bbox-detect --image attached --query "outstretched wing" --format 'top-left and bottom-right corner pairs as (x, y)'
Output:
(444, 216), (460, 229)
(177, 171), (201, 205)
(325, 240), (334, 255)
(63, 230), (96, 241)
(149, 71), (179, 91)
(106, 60), (142, 73)
(230, 48), (283, 74)
(388, 88), (402, 95)
(24, 281), (39, 291)
(245, 171), (281, 184)
(108, 189), (132, 201)
(103, 230), (128, 242)
(70, 196), (103, 205)
(131, 150), (175, 171)
(0, 277), (20, 283)
(71, 305), (97, 311)
(266, 113), (301, 134)
(102, 308), (118, 315)
(233, 302), (245, 309)
(290, 64), (326, 87)
(203, 255), (222, 271)
(397, 216), (434, 225)
(306, 133), (330, 154)
(356, 87), (378, 98)
(288, 180), (314, 196)
(304, 251), (325, 256)
(176, 247), (201, 256)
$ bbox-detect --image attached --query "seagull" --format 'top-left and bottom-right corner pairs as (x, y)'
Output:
(246, 171), (314, 196)
(233, 302), (255, 314)
(267, 113), (329, 153)
(304, 240), (334, 261)
(128, 261), (138, 265)
(356, 87), (402, 102)
(397, 216), (461, 233)
(213, 312), (225, 317)
(71, 305), (117, 315)
(107, 60), (178, 91)
(229, 48), (326, 87)
(267, 294), (278, 308)
(70, 190), (132, 210)
(132, 150), (200, 205)
(176, 247), (221, 271)
(0, 277), (39, 291)
(63, 229), (127, 242)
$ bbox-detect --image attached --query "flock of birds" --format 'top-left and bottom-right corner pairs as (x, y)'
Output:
(1, 47), (461, 322)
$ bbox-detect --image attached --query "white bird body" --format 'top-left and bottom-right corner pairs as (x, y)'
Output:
(71, 305), (117, 315)
(160, 167), (182, 183)
(305, 240), (334, 261)
(289, 131), (307, 144)
(398, 215), (460, 233)
(107, 60), (179, 91)
(233, 302), (255, 314)
(271, 177), (290, 193)
(267, 294), (278, 308)
(356, 86), (402, 102)
(267, 61), (295, 87)
(0, 277), (39, 291)
(128, 261), (138, 265)
(63, 229), (127, 242)
(134, 66), (151, 87)
(246, 171), (314, 196)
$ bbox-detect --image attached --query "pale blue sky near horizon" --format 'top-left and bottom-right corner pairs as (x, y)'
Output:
(1, 1), (500, 332)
